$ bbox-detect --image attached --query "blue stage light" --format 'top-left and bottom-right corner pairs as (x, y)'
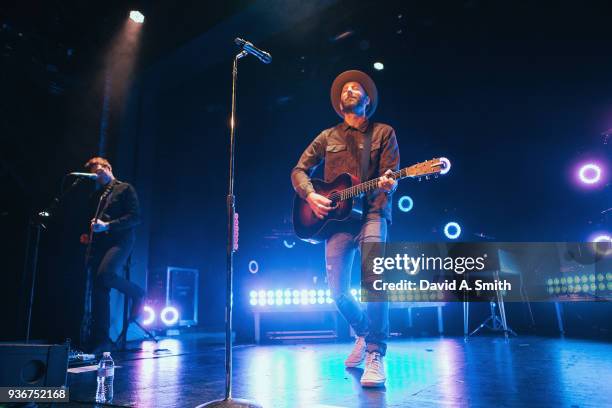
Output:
(249, 290), (257, 298)
(398, 195), (414, 212)
(249, 260), (259, 274)
(250, 299), (257, 306)
(444, 222), (461, 239)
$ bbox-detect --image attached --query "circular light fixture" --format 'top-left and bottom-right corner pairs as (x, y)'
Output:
(398, 195), (414, 212)
(160, 306), (179, 326)
(439, 157), (451, 175)
(373, 62), (384, 71)
(248, 260), (259, 274)
(578, 163), (601, 185)
(444, 222), (461, 239)
(142, 306), (155, 326)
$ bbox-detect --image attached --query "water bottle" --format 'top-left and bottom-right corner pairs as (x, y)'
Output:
(95, 352), (114, 403)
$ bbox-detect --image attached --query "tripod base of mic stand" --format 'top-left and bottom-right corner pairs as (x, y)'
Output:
(195, 397), (263, 408)
(114, 319), (158, 351)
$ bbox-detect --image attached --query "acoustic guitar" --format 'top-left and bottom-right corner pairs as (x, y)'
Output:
(293, 158), (448, 243)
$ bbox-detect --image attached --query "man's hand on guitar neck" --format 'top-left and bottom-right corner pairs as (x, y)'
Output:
(306, 192), (333, 220)
(377, 169), (397, 193)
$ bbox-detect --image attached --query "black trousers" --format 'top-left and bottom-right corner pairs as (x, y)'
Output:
(90, 242), (144, 343)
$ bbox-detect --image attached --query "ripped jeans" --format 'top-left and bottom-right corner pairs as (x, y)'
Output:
(325, 217), (389, 355)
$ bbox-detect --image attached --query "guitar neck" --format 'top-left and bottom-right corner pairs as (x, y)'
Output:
(330, 168), (409, 202)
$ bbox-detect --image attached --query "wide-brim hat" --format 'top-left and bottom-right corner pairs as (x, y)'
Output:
(330, 70), (378, 118)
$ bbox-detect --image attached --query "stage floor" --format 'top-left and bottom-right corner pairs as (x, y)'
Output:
(62, 336), (610, 408)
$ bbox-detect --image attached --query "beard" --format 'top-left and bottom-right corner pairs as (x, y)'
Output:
(340, 96), (368, 115)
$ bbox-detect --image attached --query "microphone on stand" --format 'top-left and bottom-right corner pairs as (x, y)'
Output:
(68, 172), (98, 180)
(234, 37), (272, 64)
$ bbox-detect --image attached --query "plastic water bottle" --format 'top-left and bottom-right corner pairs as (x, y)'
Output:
(95, 352), (114, 403)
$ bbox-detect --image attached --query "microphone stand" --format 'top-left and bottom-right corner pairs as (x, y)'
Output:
(197, 51), (262, 408)
(23, 176), (84, 343)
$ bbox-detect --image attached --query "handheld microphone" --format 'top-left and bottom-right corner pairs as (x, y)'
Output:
(69, 172), (98, 180)
(234, 37), (272, 64)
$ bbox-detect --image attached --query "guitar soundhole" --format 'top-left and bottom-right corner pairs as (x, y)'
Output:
(328, 192), (339, 209)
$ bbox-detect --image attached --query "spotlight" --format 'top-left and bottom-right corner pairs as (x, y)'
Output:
(142, 306), (155, 326)
(160, 306), (179, 326)
(444, 222), (462, 239)
(398, 195), (414, 212)
(578, 163), (601, 185)
(373, 62), (384, 71)
(129, 10), (145, 24)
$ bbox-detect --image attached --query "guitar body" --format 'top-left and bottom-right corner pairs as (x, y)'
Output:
(293, 173), (361, 244)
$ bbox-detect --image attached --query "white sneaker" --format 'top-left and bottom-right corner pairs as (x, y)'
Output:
(344, 336), (366, 367)
(360, 351), (386, 387)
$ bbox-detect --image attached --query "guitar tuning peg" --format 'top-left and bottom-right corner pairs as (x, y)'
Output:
(418, 177), (422, 182)
(425, 175), (429, 180)
(434, 174), (439, 179)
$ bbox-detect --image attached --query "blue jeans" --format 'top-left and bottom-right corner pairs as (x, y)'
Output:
(325, 218), (389, 355)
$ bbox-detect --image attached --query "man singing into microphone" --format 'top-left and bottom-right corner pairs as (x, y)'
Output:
(82, 157), (145, 353)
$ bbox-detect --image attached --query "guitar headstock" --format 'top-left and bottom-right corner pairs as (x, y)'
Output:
(401, 157), (450, 179)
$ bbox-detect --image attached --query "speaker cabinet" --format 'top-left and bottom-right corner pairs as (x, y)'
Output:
(0, 344), (68, 387)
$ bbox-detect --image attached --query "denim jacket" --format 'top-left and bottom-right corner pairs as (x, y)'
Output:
(291, 121), (400, 223)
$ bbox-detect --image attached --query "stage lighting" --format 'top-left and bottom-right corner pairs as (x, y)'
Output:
(373, 62), (384, 70)
(578, 163), (601, 184)
(160, 306), (179, 326)
(129, 10), (145, 24)
(248, 260), (259, 274)
(142, 306), (155, 326)
(398, 195), (414, 212)
(439, 157), (451, 175)
(444, 222), (462, 239)
(250, 299), (258, 306)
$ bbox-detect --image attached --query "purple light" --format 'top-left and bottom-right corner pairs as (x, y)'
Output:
(142, 305), (155, 326)
(578, 163), (601, 184)
(160, 306), (179, 326)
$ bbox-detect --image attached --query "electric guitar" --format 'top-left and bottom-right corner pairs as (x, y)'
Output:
(292, 158), (448, 244)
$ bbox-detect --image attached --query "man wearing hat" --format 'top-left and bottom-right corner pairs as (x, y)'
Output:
(291, 70), (400, 387)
